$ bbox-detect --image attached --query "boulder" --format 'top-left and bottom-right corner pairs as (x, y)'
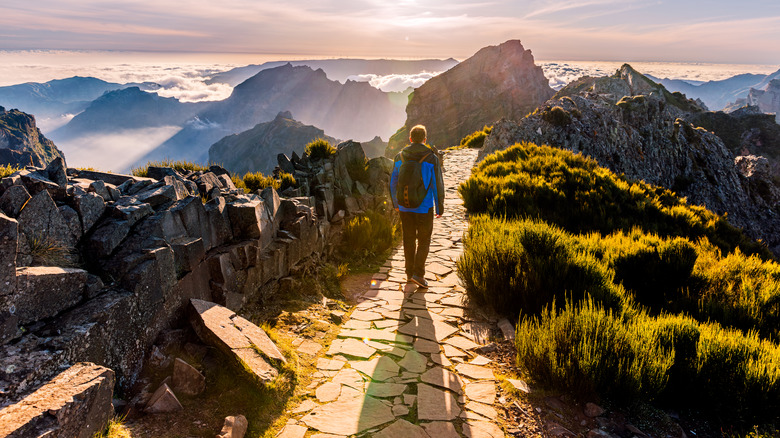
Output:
(88, 219), (131, 258)
(226, 198), (272, 247)
(278, 153), (296, 175)
(112, 201), (153, 227)
(59, 205), (83, 241)
(195, 172), (221, 196)
(189, 299), (284, 385)
(217, 415), (249, 438)
(0, 213), (18, 298)
(144, 382), (183, 413)
(75, 192), (106, 234)
(0, 184), (31, 217)
(172, 358), (206, 396)
(13, 266), (89, 325)
(45, 157), (68, 188)
(17, 190), (76, 248)
(89, 180), (113, 202)
(73, 169), (141, 187)
(171, 236), (206, 277)
(0, 362), (115, 438)
(333, 140), (367, 195)
(20, 171), (65, 199)
(147, 166), (180, 181)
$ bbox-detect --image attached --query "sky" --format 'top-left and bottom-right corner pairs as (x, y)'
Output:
(2, 0), (780, 64)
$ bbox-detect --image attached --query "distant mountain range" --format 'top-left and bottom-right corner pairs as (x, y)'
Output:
(209, 111), (339, 176)
(207, 58), (459, 87)
(651, 68), (780, 111)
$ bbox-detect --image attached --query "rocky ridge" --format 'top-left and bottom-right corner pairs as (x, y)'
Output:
(0, 139), (394, 435)
(480, 64), (780, 253)
(746, 78), (780, 123)
(387, 40), (554, 155)
(208, 111), (340, 176)
(0, 106), (66, 168)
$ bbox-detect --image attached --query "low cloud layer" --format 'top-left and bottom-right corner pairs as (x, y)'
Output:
(347, 72), (442, 93)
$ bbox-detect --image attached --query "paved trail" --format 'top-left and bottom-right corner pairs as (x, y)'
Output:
(281, 148), (506, 438)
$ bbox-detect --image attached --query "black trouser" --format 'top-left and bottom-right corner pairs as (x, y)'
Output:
(399, 209), (434, 278)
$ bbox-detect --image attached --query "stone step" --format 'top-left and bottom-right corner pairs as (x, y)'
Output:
(0, 362), (115, 438)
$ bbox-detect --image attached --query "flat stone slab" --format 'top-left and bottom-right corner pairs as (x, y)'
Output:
(442, 344), (468, 357)
(427, 262), (453, 277)
(466, 401), (498, 420)
(292, 399), (319, 414)
(374, 419), (430, 438)
(301, 395), (395, 435)
(462, 420), (505, 438)
(470, 356), (492, 366)
(316, 358), (346, 371)
(446, 336), (480, 351)
(350, 310), (384, 321)
(350, 356), (400, 381)
(413, 338), (441, 354)
(430, 352), (453, 367)
(507, 378), (531, 393)
(0, 362), (115, 438)
(421, 367), (464, 394)
(277, 424), (308, 438)
(366, 382), (408, 398)
(423, 421), (461, 438)
(397, 350), (427, 373)
(343, 319), (372, 329)
(417, 383), (461, 421)
(327, 338), (376, 358)
(398, 317), (458, 342)
(298, 340), (324, 356)
(332, 368), (365, 390)
(455, 364), (494, 380)
(316, 382), (342, 402)
(339, 328), (412, 344)
(465, 381), (496, 405)
(189, 299), (281, 383)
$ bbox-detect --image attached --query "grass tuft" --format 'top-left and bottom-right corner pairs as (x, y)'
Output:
(304, 138), (336, 161)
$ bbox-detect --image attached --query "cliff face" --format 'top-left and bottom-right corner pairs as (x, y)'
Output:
(208, 111), (339, 175)
(0, 106), (66, 167)
(480, 64), (780, 252)
(747, 79), (780, 123)
(386, 40), (554, 155)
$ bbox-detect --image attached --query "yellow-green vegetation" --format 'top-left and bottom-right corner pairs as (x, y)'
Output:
(459, 142), (769, 258)
(242, 171), (279, 192)
(458, 142), (780, 426)
(92, 416), (131, 438)
(26, 233), (73, 267)
(131, 159), (211, 177)
(340, 209), (396, 259)
(0, 163), (19, 178)
(279, 171), (297, 191)
(304, 138), (336, 161)
(457, 125), (493, 149)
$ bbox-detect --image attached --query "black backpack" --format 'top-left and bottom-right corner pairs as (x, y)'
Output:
(397, 150), (432, 209)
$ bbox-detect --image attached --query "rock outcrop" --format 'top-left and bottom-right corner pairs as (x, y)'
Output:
(0, 106), (66, 168)
(0, 140), (393, 414)
(746, 79), (780, 123)
(387, 40), (554, 154)
(480, 64), (780, 252)
(209, 111), (339, 175)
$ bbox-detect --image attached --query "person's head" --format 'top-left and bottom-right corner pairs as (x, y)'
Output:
(409, 125), (427, 144)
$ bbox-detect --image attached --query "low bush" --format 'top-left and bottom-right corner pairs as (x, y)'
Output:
(279, 172), (297, 191)
(541, 106), (573, 126)
(459, 125), (493, 149)
(340, 210), (396, 258)
(0, 164), (20, 178)
(304, 138), (336, 161)
(459, 142), (770, 258)
(243, 172), (279, 192)
(131, 159), (210, 177)
(231, 175), (248, 193)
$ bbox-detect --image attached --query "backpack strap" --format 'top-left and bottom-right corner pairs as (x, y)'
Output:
(418, 152), (432, 163)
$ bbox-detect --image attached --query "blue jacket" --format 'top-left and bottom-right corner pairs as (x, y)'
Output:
(390, 143), (445, 215)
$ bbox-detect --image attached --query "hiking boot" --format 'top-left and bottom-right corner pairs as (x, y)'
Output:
(410, 275), (429, 288)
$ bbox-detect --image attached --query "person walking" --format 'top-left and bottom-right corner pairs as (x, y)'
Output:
(390, 125), (445, 288)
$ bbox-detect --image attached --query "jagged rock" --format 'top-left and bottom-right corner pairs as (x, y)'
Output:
(88, 219), (130, 258)
(137, 184), (179, 209)
(144, 382), (183, 413)
(480, 64), (780, 251)
(217, 415), (249, 438)
(45, 157), (67, 188)
(127, 178), (153, 195)
(387, 40), (554, 153)
(58, 205), (82, 241)
(20, 171), (64, 198)
(75, 191), (106, 234)
(209, 165), (230, 177)
(735, 155), (771, 179)
(195, 172), (221, 196)
(0, 107), (65, 168)
(17, 189), (76, 248)
(171, 236), (206, 276)
(12, 266), (88, 325)
(172, 358), (206, 396)
(0, 212), (18, 302)
(226, 198), (272, 247)
(112, 200), (153, 227)
(89, 179), (112, 202)
(0, 184), (31, 217)
(0, 362), (114, 438)
(189, 299), (283, 384)
(278, 153), (296, 175)
(147, 166), (180, 181)
(584, 402), (606, 417)
(333, 140), (367, 195)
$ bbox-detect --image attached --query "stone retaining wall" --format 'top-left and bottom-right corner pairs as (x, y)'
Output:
(0, 140), (393, 409)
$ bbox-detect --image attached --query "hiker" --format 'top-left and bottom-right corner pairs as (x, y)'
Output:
(390, 124), (445, 288)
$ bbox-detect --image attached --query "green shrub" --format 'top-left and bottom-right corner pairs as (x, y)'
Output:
(340, 210), (395, 257)
(243, 172), (279, 192)
(459, 142), (770, 259)
(516, 298), (673, 401)
(0, 164), (20, 178)
(279, 172), (297, 191)
(231, 175), (248, 193)
(459, 125), (493, 149)
(541, 106), (573, 127)
(131, 159), (210, 177)
(304, 138), (336, 161)
(457, 216), (627, 318)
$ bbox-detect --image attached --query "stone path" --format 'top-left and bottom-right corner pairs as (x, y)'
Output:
(282, 149), (507, 438)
